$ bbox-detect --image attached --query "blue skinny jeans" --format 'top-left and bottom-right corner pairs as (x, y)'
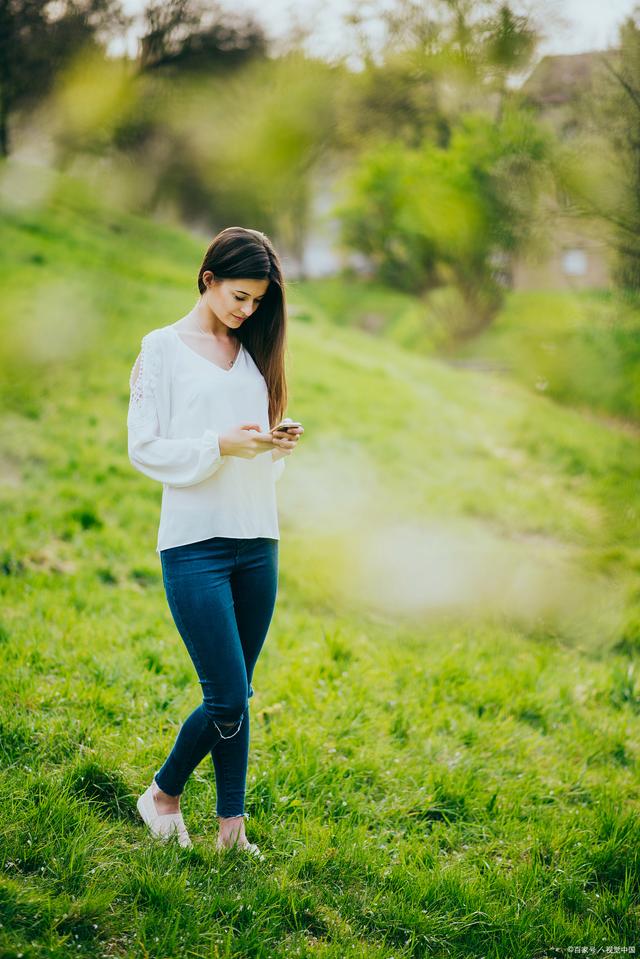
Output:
(154, 536), (279, 818)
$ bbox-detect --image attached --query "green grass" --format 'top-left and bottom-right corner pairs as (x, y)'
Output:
(449, 289), (640, 424)
(293, 278), (640, 426)
(1, 166), (639, 958)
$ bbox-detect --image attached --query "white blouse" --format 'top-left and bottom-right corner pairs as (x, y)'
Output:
(127, 323), (286, 553)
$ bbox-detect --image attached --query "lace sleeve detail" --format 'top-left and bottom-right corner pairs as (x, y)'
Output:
(127, 333), (162, 431)
(127, 330), (225, 488)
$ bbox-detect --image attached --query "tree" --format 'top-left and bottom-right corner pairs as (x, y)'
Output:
(0, 0), (130, 156)
(138, 0), (268, 74)
(333, 107), (554, 336)
(482, 3), (538, 121)
(550, 9), (640, 294)
(334, 0), (540, 150)
(600, 12), (640, 291)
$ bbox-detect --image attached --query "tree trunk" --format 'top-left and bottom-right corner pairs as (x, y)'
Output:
(0, 98), (8, 157)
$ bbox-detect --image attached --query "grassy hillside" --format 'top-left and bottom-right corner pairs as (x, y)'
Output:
(295, 278), (640, 425)
(448, 289), (640, 424)
(1, 169), (639, 958)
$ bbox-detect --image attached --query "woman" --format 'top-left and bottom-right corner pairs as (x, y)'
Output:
(127, 226), (303, 858)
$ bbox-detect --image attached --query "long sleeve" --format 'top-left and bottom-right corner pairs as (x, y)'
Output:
(127, 332), (226, 488)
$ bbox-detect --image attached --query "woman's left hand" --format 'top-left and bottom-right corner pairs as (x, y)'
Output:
(272, 424), (304, 454)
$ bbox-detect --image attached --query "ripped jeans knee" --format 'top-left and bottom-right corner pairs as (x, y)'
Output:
(204, 700), (247, 740)
(213, 713), (245, 740)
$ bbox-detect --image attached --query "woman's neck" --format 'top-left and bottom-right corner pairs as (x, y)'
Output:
(184, 305), (234, 340)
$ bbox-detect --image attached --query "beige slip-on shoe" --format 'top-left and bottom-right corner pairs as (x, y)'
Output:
(136, 783), (193, 849)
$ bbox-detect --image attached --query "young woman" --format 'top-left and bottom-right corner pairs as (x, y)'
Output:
(127, 226), (303, 858)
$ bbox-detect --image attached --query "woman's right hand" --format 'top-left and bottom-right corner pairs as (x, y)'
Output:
(219, 423), (275, 459)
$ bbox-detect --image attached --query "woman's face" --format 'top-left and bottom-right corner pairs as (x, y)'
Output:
(203, 273), (270, 330)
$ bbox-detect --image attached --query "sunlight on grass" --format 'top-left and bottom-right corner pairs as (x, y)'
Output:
(1, 170), (638, 958)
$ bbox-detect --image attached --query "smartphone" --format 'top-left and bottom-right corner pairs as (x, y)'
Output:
(270, 420), (303, 434)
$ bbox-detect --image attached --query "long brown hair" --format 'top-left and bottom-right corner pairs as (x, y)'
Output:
(197, 227), (288, 429)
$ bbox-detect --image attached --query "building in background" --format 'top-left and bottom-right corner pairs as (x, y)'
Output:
(510, 51), (613, 291)
(294, 51), (615, 289)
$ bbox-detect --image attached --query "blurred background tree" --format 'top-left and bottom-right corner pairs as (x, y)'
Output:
(137, 0), (268, 73)
(0, 0), (130, 156)
(1, 0), (637, 337)
(600, 11), (640, 292)
(23, 0), (341, 261)
(548, 8), (640, 297)
(330, 0), (551, 335)
(333, 108), (554, 337)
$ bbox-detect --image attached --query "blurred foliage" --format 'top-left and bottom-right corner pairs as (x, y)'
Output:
(337, 0), (539, 146)
(137, 0), (268, 72)
(2, 0), (637, 340)
(0, 0), (130, 156)
(551, 10), (640, 295)
(37, 48), (341, 262)
(600, 12), (640, 291)
(333, 107), (555, 336)
(324, 1), (559, 333)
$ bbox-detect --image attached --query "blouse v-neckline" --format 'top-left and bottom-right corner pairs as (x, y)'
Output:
(169, 324), (243, 374)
